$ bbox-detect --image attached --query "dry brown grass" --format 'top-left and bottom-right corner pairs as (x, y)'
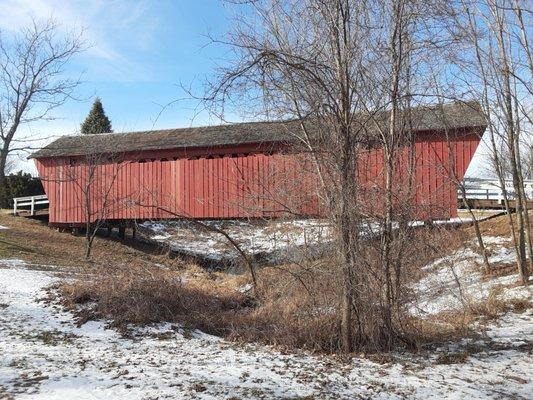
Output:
(57, 260), (342, 349)
(3, 212), (524, 353)
(465, 211), (532, 277)
(435, 351), (469, 364)
(0, 214), (182, 274)
(481, 263), (517, 280)
(59, 266), (253, 335)
(56, 225), (464, 352)
(465, 209), (533, 238)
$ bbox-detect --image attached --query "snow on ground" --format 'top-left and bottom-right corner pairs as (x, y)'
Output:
(412, 236), (531, 317)
(139, 219), (333, 265)
(0, 259), (531, 399)
(139, 217), (478, 266)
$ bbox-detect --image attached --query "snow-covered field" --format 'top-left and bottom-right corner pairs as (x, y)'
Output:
(0, 256), (531, 399)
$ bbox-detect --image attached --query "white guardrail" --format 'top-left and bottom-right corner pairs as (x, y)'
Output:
(13, 194), (49, 216)
(460, 179), (533, 203)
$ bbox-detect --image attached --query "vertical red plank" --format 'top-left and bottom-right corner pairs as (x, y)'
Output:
(242, 155), (247, 217)
(203, 158), (209, 217)
(139, 160), (144, 220)
(195, 158), (202, 218)
(157, 159), (162, 218)
(213, 156), (219, 217)
(172, 159), (177, 214)
(222, 155), (228, 218)
(189, 157), (193, 217)
(208, 157), (214, 218)
(179, 158), (183, 216)
(179, 158), (184, 215)
(188, 158), (194, 217)
(184, 158), (189, 216)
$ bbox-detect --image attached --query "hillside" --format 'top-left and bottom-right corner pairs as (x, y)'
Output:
(0, 213), (531, 399)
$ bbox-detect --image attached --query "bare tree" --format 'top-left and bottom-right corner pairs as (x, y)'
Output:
(77, 153), (123, 260)
(427, 70), (493, 272)
(494, 137), (533, 181)
(42, 136), (125, 260)
(203, 0), (461, 351)
(451, 0), (532, 284)
(0, 19), (83, 192)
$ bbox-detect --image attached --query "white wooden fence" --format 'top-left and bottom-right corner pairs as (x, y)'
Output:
(13, 195), (49, 216)
(460, 179), (533, 204)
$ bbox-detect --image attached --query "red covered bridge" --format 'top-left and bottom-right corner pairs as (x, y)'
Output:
(30, 102), (486, 226)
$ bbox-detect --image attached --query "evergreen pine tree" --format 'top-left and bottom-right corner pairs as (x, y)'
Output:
(81, 98), (113, 134)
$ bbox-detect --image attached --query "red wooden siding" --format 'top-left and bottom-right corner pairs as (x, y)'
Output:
(34, 129), (481, 225)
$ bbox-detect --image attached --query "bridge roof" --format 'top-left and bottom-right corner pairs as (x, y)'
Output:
(30, 101), (486, 159)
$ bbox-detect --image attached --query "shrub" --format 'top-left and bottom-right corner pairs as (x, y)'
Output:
(59, 226), (461, 352)
(0, 171), (44, 208)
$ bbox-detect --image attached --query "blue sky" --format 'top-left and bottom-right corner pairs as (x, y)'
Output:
(0, 0), (241, 172)
(0, 0), (494, 177)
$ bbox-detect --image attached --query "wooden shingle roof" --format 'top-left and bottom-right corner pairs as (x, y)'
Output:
(30, 101), (486, 159)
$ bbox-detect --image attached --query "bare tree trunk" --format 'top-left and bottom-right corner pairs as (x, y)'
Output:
(84, 168), (93, 260)
(459, 183), (491, 272)
(85, 223), (93, 260)
(0, 147), (8, 201)
(493, 4), (529, 284)
(338, 129), (358, 352)
(460, 0), (527, 282)
(338, 192), (358, 352)
(380, 0), (402, 344)
(329, 0), (360, 353)
(512, 96), (533, 272)
(0, 148), (8, 188)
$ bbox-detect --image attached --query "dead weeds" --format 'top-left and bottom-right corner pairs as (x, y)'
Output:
(481, 263), (517, 280)
(57, 226), (462, 352)
(465, 210), (533, 238)
(3, 211), (529, 354)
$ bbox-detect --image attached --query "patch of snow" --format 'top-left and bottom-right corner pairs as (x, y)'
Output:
(488, 246), (517, 264)
(483, 309), (533, 344)
(139, 219), (334, 265)
(409, 216), (474, 228)
(237, 283), (253, 293)
(499, 284), (532, 302)
(412, 237), (529, 317)
(435, 216), (474, 225)
(151, 234), (172, 240)
(139, 217), (492, 266)
(0, 259), (531, 399)
(0, 224), (9, 229)
(481, 236), (511, 245)
(0, 258), (29, 268)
